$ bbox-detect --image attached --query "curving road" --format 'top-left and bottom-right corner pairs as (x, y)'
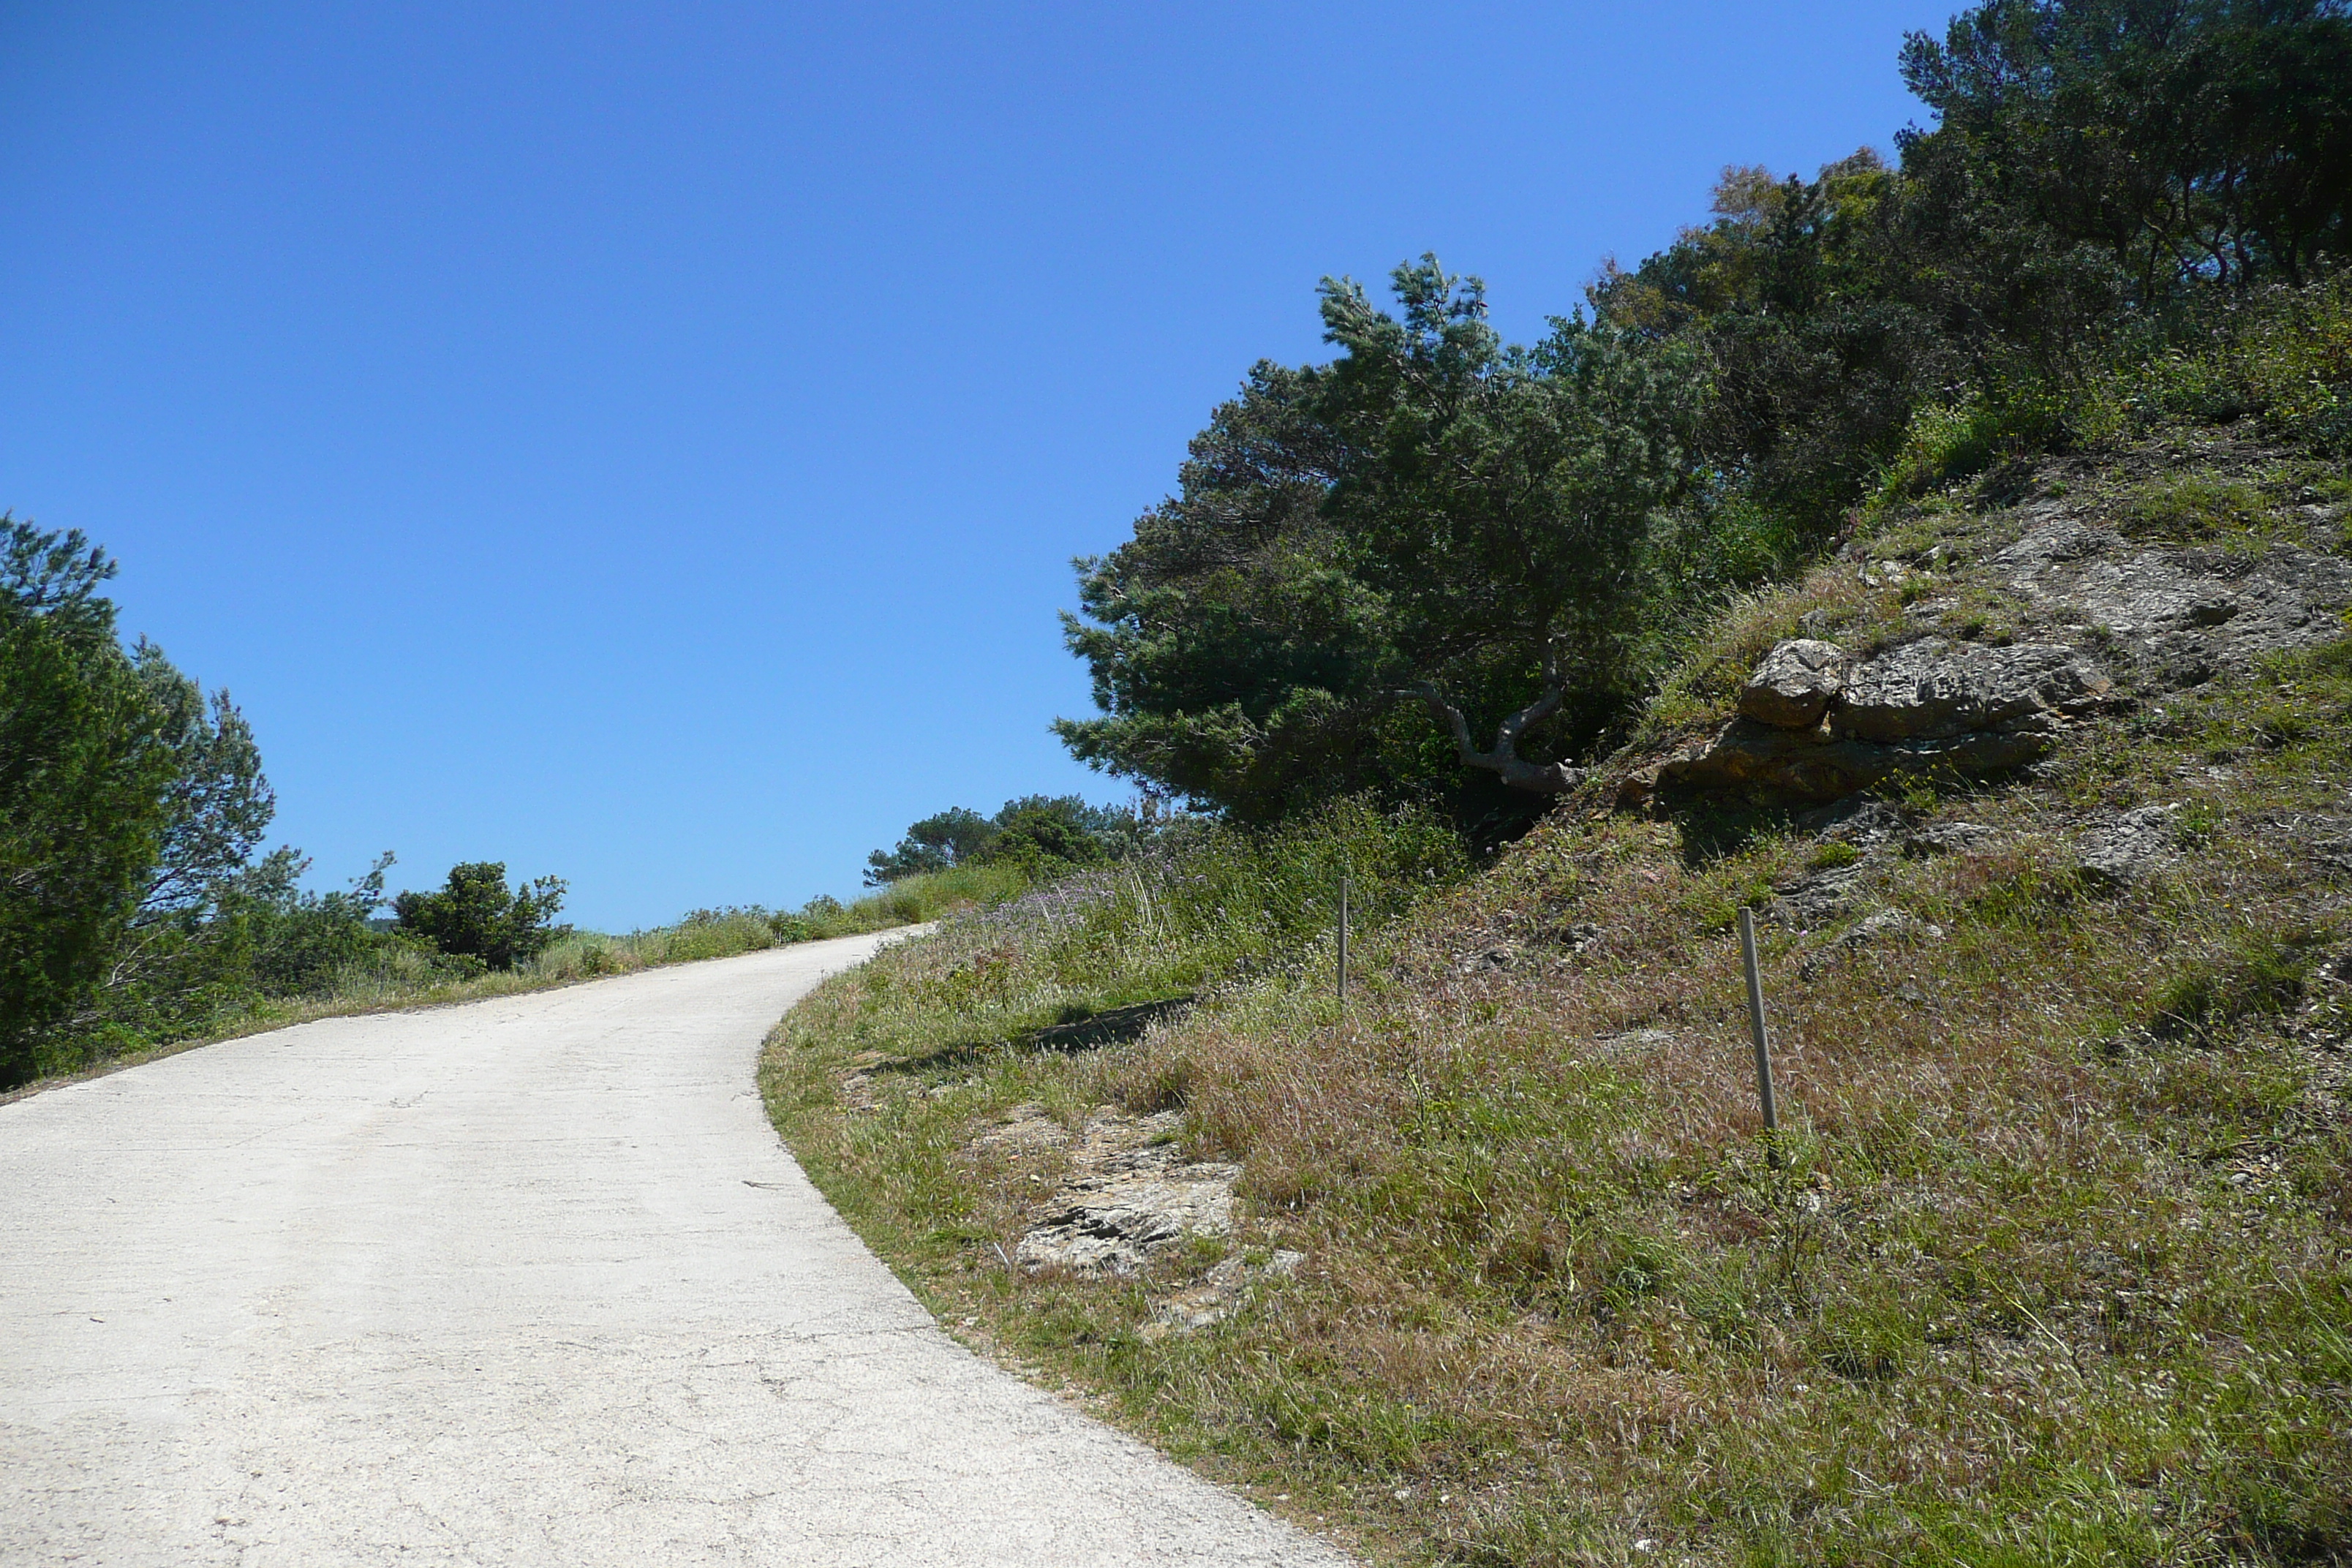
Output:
(1, 933), (1348, 1567)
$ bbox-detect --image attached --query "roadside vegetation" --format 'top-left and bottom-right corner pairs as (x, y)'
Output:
(769, 417), (2352, 1568)
(4, 832), (1011, 1094)
(11, 863), (1008, 1095)
(764, 2), (2352, 1562)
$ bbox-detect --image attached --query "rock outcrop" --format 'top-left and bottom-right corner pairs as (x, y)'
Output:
(1633, 502), (2352, 807)
(990, 1104), (1300, 1337)
(1665, 637), (2119, 802)
(2076, 804), (2181, 889)
(1836, 639), (2116, 742)
(1741, 638), (1850, 728)
(1013, 1109), (1238, 1275)
(1997, 511), (2352, 687)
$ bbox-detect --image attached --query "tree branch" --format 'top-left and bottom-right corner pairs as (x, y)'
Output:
(1405, 655), (1585, 796)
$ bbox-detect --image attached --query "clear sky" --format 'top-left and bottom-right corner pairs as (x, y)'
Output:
(0, 0), (1953, 930)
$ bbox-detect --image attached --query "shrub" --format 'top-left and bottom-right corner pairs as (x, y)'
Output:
(1869, 391), (2069, 511)
(393, 862), (570, 971)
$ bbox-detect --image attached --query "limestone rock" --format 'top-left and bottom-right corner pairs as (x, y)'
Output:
(1835, 639), (2115, 742)
(1741, 638), (1850, 728)
(1774, 862), (1869, 927)
(1907, 821), (1996, 856)
(1665, 638), (2115, 802)
(1014, 1117), (1239, 1276)
(1800, 796), (1912, 848)
(2077, 804), (2179, 889)
(1998, 516), (2352, 686)
(1142, 1249), (1306, 1340)
(1665, 717), (2048, 802)
(978, 1104), (1069, 1152)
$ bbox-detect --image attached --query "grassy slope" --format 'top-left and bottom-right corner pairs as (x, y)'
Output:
(764, 434), (2352, 1567)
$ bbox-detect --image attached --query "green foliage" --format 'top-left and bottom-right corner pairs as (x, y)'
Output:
(984, 797), (1116, 877)
(1055, 258), (1706, 820)
(774, 621), (2352, 1567)
(2108, 276), (2352, 451)
(864, 807), (995, 883)
(2149, 924), (2325, 1043)
(0, 520), (174, 1085)
(1900, 0), (2352, 297)
(2121, 472), (2274, 540)
(1807, 840), (1863, 872)
(1058, 2), (2352, 829)
(865, 795), (1143, 885)
(83, 642), (284, 1039)
(1871, 391), (2070, 509)
(772, 795), (1466, 1093)
(393, 862), (570, 972)
(243, 851), (401, 997)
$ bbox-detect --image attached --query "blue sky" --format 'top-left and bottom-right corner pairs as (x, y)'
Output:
(0, 1), (1952, 930)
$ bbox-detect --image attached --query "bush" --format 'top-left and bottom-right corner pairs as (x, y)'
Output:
(1869, 391), (2070, 510)
(2116, 279), (2352, 453)
(244, 851), (399, 997)
(393, 862), (570, 971)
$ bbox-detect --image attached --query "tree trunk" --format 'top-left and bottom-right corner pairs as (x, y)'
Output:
(1409, 664), (1586, 796)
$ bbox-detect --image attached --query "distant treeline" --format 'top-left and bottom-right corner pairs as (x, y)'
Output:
(0, 524), (598, 1086)
(1053, 0), (2352, 837)
(862, 794), (1159, 885)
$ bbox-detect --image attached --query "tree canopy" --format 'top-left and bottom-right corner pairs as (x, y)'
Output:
(1058, 0), (2351, 826)
(1055, 258), (1705, 823)
(393, 862), (570, 973)
(864, 795), (1139, 883)
(0, 521), (174, 1081)
(0, 517), (303, 1081)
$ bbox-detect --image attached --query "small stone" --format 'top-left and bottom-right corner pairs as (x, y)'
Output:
(1800, 795), (1910, 848)
(2078, 804), (2179, 889)
(1907, 821), (1994, 856)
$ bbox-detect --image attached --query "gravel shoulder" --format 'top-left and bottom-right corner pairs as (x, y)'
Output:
(0, 932), (1347, 1567)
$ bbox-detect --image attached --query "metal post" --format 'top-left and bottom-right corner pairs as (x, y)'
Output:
(1336, 875), (1350, 1008)
(1737, 906), (1780, 1165)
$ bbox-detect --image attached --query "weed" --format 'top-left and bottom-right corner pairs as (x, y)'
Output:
(1806, 840), (1862, 872)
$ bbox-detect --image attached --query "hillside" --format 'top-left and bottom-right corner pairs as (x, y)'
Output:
(763, 421), (2352, 1567)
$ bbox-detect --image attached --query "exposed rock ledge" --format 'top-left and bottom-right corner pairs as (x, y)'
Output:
(1660, 637), (2119, 802)
(1644, 513), (2352, 803)
(1011, 1108), (1238, 1275)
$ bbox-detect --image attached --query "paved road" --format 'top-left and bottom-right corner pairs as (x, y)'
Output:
(1, 934), (1348, 1567)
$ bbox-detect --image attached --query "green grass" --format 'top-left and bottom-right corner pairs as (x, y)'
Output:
(765, 449), (2352, 1566)
(2119, 472), (2277, 543)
